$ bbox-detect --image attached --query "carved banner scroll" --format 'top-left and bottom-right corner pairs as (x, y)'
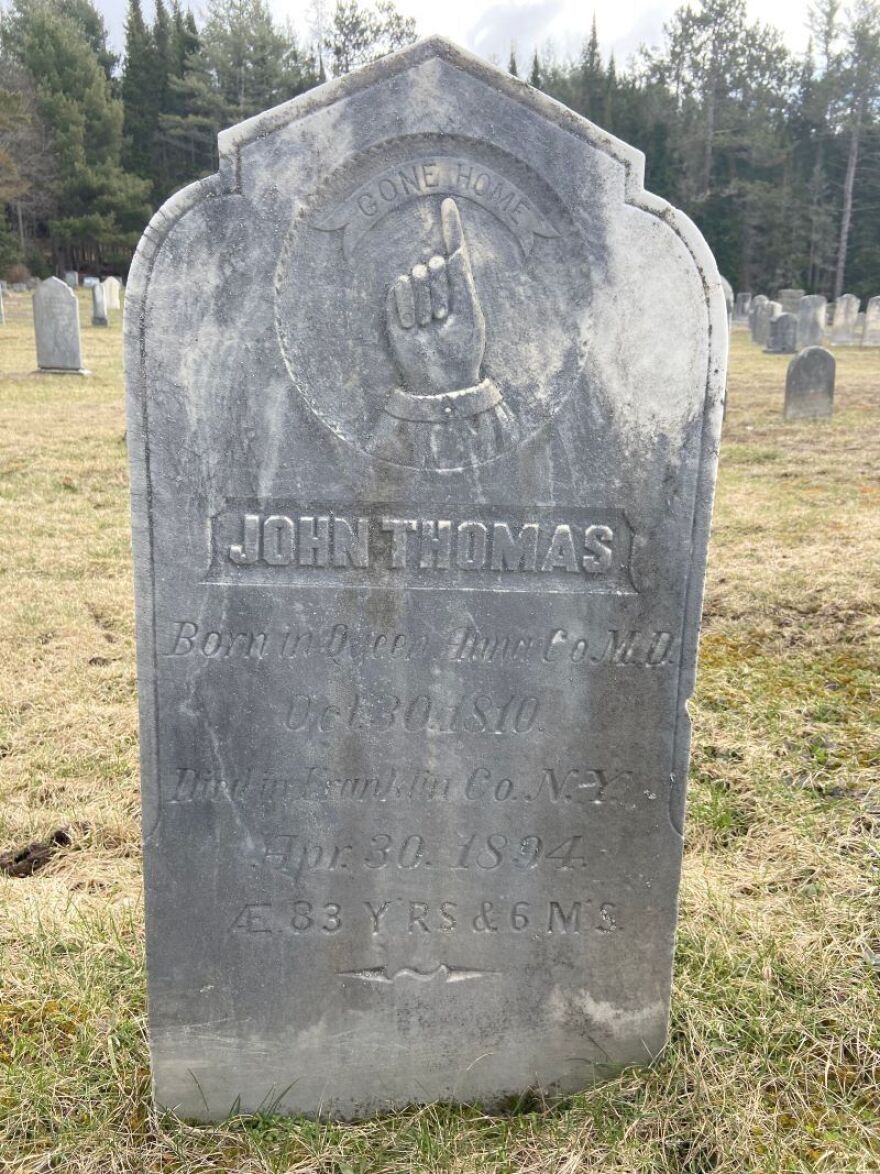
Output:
(314, 156), (560, 259)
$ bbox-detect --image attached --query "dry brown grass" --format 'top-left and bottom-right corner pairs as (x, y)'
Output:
(0, 300), (878, 1171)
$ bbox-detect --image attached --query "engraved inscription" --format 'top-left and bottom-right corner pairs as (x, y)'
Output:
(261, 829), (595, 877)
(228, 898), (616, 936)
(283, 691), (540, 737)
(314, 156), (560, 261)
(163, 619), (675, 668)
(168, 762), (635, 807)
(210, 505), (635, 592)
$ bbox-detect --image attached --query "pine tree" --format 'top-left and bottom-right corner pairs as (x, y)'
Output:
(122, 0), (159, 180)
(508, 45), (518, 77)
(529, 48), (541, 88)
(3, 0), (151, 270)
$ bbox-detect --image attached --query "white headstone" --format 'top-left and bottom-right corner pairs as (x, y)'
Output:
(103, 276), (122, 311)
(830, 294), (860, 346)
(33, 277), (87, 373)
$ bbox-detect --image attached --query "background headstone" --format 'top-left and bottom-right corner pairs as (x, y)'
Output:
(33, 276), (86, 373)
(734, 292), (751, 322)
(125, 37), (726, 1121)
(91, 283), (108, 326)
(785, 346), (835, 419)
(63, 270), (78, 288)
(830, 293), (860, 345)
(863, 296), (880, 346)
(797, 294), (826, 349)
(0, 288), (4, 325)
(753, 299), (778, 347)
(720, 275), (734, 321)
(778, 288), (805, 314)
(103, 276), (122, 310)
(855, 311), (866, 344)
(748, 294), (767, 340)
(766, 311), (797, 354)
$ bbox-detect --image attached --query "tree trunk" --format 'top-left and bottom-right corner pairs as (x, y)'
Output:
(834, 103), (863, 300)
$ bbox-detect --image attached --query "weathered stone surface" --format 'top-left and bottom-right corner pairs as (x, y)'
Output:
(0, 288), (4, 325)
(797, 294), (826, 349)
(33, 276), (85, 372)
(63, 270), (78, 288)
(103, 276), (122, 310)
(92, 282), (108, 326)
(734, 292), (751, 322)
(765, 311), (797, 353)
(864, 296), (880, 346)
(125, 37), (726, 1121)
(830, 293), (860, 345)
(778, 288), (804, 314)
(785, 346), (834, 419)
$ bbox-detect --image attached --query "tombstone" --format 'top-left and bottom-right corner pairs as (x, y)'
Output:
(124, 37), (726, 1121)
(748, 294), (768, 339)
(752, 299), (779, 347)
(64, 270), (78, 288)
(720, 275), (734, 321)
(778, 288), (805, 314)
(830, 294), (860, 345)
(797, 294), (826, 349)
(734, 292), (751, 322)
(33, 276), (87, 373)
(765, 312), (797, 354)
(863, 296), (880, 347)
(0, 288), (4, 325)
(785, 346), (834, 419)
(91, 282), (108, 326)
(103, 276), (122, 311)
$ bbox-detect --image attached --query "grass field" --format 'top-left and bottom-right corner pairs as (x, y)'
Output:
(0, 289), (878, 1172)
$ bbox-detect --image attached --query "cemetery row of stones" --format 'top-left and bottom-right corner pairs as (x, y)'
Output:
(0, 275), (123, 374)
(732, 288), (880, 352)
(724, 287), (846, 421)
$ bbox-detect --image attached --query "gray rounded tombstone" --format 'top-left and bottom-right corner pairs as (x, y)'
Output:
(797, 294), (826, 349)
(32, 276), (87, 374)
(91, 282), (108, 326)
(766, 311), (797, 353)
(124, 37), (727, 1120)
(785, 346), (835, 419)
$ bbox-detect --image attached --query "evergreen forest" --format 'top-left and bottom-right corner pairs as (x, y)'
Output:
(1, 0), (878, 298)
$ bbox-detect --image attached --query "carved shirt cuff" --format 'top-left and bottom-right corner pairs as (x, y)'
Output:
(383, 377), (502, 422)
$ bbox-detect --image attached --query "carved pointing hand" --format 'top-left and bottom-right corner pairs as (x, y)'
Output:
(385, 198), (486, 395)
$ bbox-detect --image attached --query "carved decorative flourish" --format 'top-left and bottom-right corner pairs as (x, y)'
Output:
(338, 964), (496, 984)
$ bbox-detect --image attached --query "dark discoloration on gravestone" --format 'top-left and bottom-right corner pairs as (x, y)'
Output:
(785, 346), (835, 419)
(125, 38), (726, 1121)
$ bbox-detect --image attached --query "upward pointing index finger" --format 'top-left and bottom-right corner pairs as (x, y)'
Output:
(441, 197), (466, 258)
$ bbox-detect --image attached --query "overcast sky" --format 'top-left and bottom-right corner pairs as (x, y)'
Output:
(96, 0), (814, 68)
